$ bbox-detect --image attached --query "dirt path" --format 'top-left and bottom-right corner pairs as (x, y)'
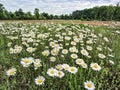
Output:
(0, 20), (120, 26)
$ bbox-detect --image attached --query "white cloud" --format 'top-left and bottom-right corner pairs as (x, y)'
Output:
(0, 0), (119, 15)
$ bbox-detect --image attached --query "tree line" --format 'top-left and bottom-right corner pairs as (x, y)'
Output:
(0, 3), (120, 21)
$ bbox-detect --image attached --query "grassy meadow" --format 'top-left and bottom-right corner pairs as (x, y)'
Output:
(0, 22), (120, 90)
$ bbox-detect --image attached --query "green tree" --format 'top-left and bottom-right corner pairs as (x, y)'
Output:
(0, 3), (5, 19)
(34, 8), (39, 19)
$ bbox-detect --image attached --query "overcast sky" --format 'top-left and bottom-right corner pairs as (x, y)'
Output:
(0, 0), (119, 15)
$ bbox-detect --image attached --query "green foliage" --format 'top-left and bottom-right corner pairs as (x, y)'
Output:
(0, 3), (120, 20)
(72, 4), (120, 21)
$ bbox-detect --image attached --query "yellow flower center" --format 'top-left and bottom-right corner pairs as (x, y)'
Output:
(37, 79), (43, 83)
(35, 63), (40, 67)
(10, 70), (15, 75)
(58, 72), (62, 76)
(24, 59), (30, 63)
(78, 60), (82, 63)
(94, 64), (98, 68)
(50, 70), (55, 74)
(87, 83), (92, 88)
(82, 51), (86, 54)
(71, 68), (75, 71)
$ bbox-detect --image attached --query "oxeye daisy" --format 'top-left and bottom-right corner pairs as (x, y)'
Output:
(9, 48), (14, 54)
(47, 68), (58, 77)
(68, 66), (78, 74)
(90, 63), (101, 71)
(86, 46), (92, 51)
(35, 76), (45, 86)
(76, 58), (84, 65)
(51, 48), (59, 56)
(98, 53), (106, 59)
(6, 68), (17, 76)
(62, 49), (68, 54)
(21, 57), (33, 67)
(26, 47), (36, 53)
(81, 49), (89, 56)
(62, 64), (70, 70)
(50, 56), (56, 62)
(33, 59), (42, 69)
(42, 50), (50, 56)
(56, 71), (65, 78)
(55, 64), (63, 70)
(109, 60), (115, 65)
(84, 81), (95, 90)
(81, 63), (88, 68)
(71, 54), (78, 59)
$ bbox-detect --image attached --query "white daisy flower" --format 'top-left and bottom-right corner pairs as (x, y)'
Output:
(62, 49), (68, 54)
(26, 47), (36, 53)
(56, 71), (65, 78)
(55, 64), (63, 71)
(90, 63), (101, 71)
(47, 68), (58, 77)
(68, 66), (78, 74)
(109, 60), (115, 65)
(35, 76), (45, 86)
(21, 57), (34, 67)
(34, 59), (42, 69)
(6, 68), (17, 76)
(86, 46), (92, 51)
(81, 63), (88, 68)
(98, 53), (106, 59)
(62, 64), (70, 70)
(76, 58), (84, 65)
(71, 54), (78, 59)
(81, 49), (89, 56)
(50, 56), (56, 62)
(84, 81), (95, 90)
(51, 48), (59, 56)
(42, 50), (50, 56)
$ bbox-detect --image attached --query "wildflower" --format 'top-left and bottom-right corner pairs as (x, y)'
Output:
(47, 68), (58, 77)
(103, 37), (109, 42)
(97, 47), (102, 51)
(35, 76), (45, 86)
(62, 49), (68, 54)
(81, 49), (89, 56)
(98, 53), (106, 59)
(69, 46), (78, 53)
(62, 64), (70, 70)
(51, 48), (59, 56)
(71, 54), (78, 59)
(6, 68), (17, 76)
(84, 81), (95, 90)
(56, 71), (65, 78)
(86, 46), (92, 51)
(42, 50), (50, 56)
(9, 48), (14, 54)
(68, 66), (78, 74)
(50, 42), (56, 47)
(21, 57), (33, 67)
(34, 59), (42, 69)
(26, 47), (36, 53)
(71, 41), (76, 45)
(76, 58), (84, 65)
(81, 63), (88, 68)
(65, 36), (71, 40)
(90, 63), (101, 71)
(109, 60), (115, 65)
(50, 57), (56, 62)
(55, 64), (63, 70)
